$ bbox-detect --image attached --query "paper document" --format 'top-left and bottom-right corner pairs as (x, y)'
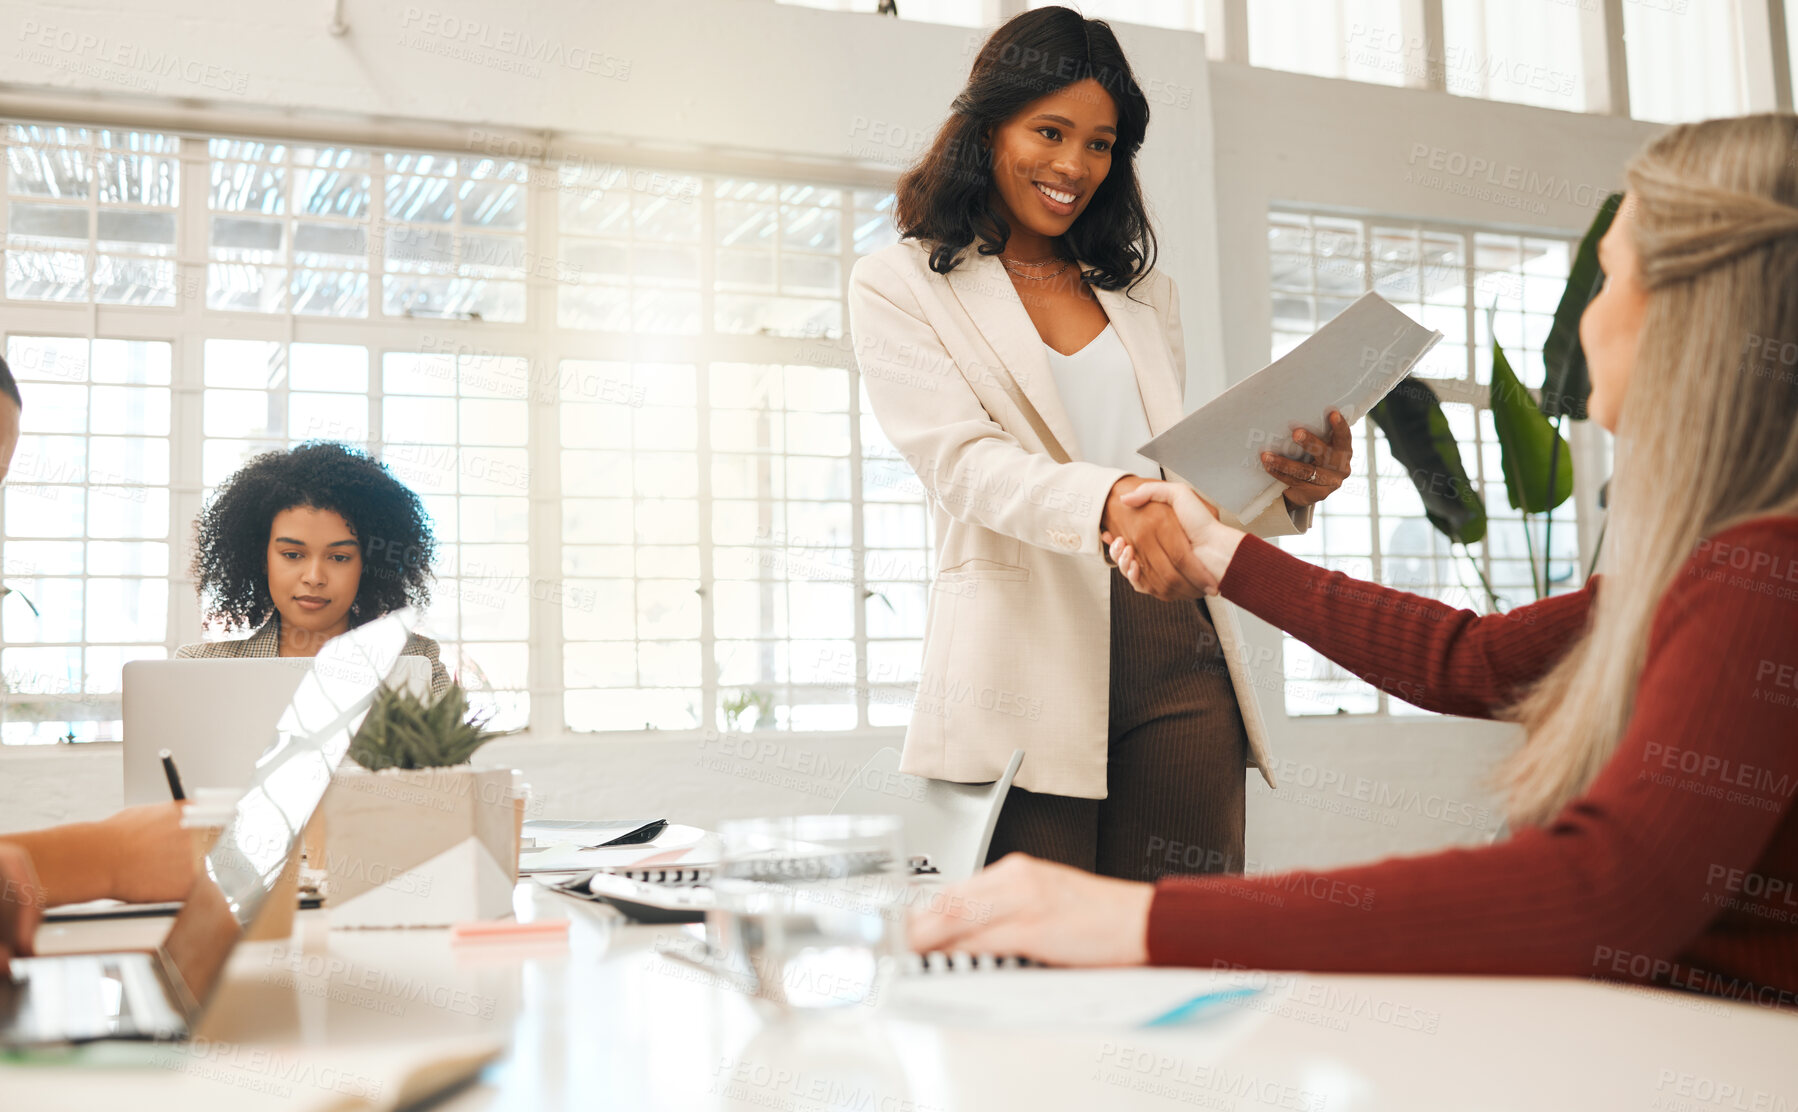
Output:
(522, 817), (667, 847)
(1139, 291), (1442, 522)
(517, 823), (719, 874)
(885, 967), (1269, 1031)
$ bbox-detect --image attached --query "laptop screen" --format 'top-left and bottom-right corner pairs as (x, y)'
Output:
(159, 609), (414, 1011)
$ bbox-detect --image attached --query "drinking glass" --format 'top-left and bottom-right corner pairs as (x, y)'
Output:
(708, 814), (905, 1013)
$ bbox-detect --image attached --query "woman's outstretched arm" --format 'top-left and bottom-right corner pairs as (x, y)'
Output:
(1114, 480), (1594, 718)
(1145, 518), (1798, 979)
(1218, 531), (1594, 718)
(912, 518), (1798, 989)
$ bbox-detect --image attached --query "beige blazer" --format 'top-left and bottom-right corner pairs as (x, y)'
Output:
(847, 235), (1306, 798)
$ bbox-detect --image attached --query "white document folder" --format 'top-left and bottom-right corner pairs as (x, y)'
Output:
(1139, 291), (1444, 522)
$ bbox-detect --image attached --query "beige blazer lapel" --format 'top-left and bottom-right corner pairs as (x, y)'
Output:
(942, 243), (1086, 461)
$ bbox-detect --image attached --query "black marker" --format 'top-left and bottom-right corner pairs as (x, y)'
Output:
(159, 748), (186, 801)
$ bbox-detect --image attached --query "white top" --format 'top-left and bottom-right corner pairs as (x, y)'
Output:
(1041, 322), (1161, 480)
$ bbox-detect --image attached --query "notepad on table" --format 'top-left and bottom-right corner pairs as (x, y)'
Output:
(522, 817), (667, 848)
(517, 823), (720, 874)
(1139, 290), (1443, 523)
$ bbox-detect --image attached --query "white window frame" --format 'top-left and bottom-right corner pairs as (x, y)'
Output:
(1208, 0), (1796, 118)
(1268, 203), (1606, 717)
(0, 115), (915, 746)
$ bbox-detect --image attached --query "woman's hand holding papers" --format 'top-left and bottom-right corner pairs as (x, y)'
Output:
(1264, 408), (1354, 509)
(1110, 482), (1247, 598)
(906, 853), (1153, 967)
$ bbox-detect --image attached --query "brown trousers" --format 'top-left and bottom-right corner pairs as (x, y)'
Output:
(984, 567), (1250, 882)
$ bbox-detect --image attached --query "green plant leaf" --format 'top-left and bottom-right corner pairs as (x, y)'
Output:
(1369, 376), (1487, 545)
(1541, 192), (1622, 421)
(1490, 335), (1574, 513)
(347, 681), (499, 771)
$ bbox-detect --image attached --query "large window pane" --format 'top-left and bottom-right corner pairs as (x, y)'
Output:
(1624, 0), (1748, 124)
(561, 361), (702, 731)
(1251, 0), (1406, 86)
(4, 113), (914, 744)
(1442, 0), (1585, 112)
(210, 142), (373, 316)
(7, 126), (179, 306)
(383, 350), (532, 730)
(2, 336), (173, 743)
(1267, 210), (1579, 718)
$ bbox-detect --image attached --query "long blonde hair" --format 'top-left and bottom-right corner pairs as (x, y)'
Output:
(1499, 114), (1798, 827)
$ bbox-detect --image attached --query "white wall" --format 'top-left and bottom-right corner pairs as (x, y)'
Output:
(0, 2), (1662, 871)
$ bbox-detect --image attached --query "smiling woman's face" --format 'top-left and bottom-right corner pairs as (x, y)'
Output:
(265, 504), (363, 646)
(984, 77), (1118, 247)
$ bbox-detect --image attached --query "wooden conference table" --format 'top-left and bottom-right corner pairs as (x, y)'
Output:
(8, 879), (1797, 1112)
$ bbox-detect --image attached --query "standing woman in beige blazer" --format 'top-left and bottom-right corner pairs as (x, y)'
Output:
(846, 8), (1354, 881)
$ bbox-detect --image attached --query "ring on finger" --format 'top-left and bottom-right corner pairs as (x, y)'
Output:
(1307, 466), (1318, 483)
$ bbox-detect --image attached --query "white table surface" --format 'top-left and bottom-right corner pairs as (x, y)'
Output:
(13, 879), (1798, 1112)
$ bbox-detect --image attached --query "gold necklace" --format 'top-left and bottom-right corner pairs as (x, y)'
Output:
(1001, 255), (1073, 281)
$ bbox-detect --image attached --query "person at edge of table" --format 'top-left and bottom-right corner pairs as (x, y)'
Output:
(0, 357), (188, 969)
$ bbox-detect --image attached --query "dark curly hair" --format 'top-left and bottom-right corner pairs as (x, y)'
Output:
(894, 6), (1158, 299)
(192, 440), (436, 630)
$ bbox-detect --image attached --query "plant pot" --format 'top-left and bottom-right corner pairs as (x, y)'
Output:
(320, 764), (516, 928)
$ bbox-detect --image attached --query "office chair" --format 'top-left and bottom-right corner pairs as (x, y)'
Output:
(828, 747), (1025, 882)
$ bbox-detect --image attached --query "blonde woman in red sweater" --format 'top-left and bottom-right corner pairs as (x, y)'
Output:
(909, 114), (1798, 1005)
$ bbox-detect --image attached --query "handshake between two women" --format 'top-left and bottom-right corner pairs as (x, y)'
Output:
(1098, 408), (1353, 600)
(1098, 479), (1242, 600)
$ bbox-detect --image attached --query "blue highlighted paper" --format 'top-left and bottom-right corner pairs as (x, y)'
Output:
(1140, 985), (1263, 1028)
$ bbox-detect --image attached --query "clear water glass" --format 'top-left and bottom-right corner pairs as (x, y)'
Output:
(708, 814), (905, 1013)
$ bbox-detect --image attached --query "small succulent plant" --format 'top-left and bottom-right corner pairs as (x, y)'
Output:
(347, 682), (498, 771)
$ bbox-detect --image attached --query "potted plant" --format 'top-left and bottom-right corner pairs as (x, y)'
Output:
(320, 682), (517, 928)
(1372, 192), (1622, 610)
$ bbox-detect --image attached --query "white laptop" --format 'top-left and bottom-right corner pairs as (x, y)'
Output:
(1, 609), (416, 1046)
(122, 655), (430, 805)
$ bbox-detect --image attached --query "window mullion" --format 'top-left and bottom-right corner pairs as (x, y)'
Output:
(843, 200), (869, 730)
(527, 150), (561, 742)
(171, 134), (209, 648)
(1358, 221), (1386, 714)
(1396, 0), (1447, 93)
(1462, 240), (1489, 616)
(697, 177), (719, 733)
(1579, 0), (1632, 117)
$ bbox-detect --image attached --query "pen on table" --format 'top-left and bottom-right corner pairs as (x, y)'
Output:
(159, 748), (186, 801)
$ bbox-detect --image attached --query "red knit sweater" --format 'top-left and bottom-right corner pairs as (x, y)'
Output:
(1147, 516), (1798, 1006)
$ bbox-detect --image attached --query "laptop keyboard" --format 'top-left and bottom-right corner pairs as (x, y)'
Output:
(0, 952), (185, 1045)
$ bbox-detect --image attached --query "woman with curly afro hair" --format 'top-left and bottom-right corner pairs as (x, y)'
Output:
(176, 441), (450, 695)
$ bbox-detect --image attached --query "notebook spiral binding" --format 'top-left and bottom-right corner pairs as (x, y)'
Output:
(601, 866), (713, 884)
(599, 854), (936, 886)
